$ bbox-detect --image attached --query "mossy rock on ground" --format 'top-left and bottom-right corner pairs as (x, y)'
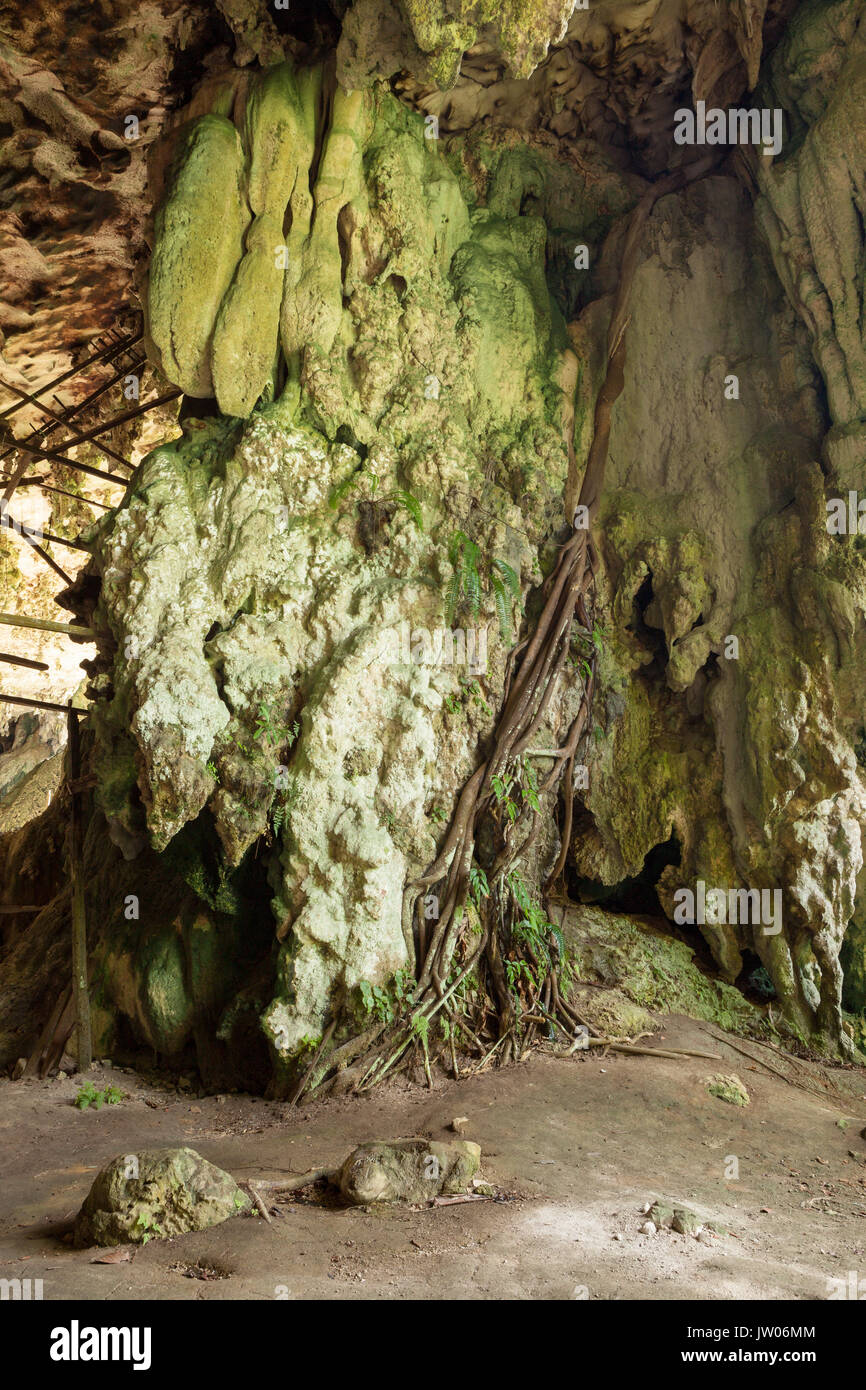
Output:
(569, 984), (657, 1037)
(706, 1073), (750, 1106)
(647, 1200), (728, 1237)
(557, 905), (764, 1035)
(337, 1138), (481, 1205)
(73, 1147), (250, 1247)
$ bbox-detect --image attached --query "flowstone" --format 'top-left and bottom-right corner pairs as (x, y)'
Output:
(87, 59), (575, 1080)
(23, 9), (866, 1087)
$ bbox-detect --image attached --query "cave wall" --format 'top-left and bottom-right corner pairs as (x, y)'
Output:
(2, 0), (866, 1080)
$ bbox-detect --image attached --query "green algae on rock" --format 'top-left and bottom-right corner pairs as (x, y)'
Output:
(706, 1073), (751, 1107)
(554, 905), (766, 1038)
(147, 115), (249, 400)
(337, 1137), (482, 1204)
(73, 1147), (250, 1247)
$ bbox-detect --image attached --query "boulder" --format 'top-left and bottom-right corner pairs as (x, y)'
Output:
(337, 1137), (481, 1205)
(73, 1147), (250, 1248)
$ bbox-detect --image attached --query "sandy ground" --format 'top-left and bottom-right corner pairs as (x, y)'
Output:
(1, 1014), (865, 1301)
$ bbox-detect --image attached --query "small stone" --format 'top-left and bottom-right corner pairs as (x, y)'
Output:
(672, 1208), (703, 1237)
(451, 1117), (469, 1134)
(706, 1073), (750, 1106)
(639, 1221), (656, 1236)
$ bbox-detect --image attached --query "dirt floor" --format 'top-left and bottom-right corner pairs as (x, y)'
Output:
(2, 1014), (866, 1301)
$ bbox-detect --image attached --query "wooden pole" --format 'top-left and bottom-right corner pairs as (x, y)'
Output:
(0, 353), (144, 475)
(0, 651), (49, 670)
(1, 436), (129, 491)
(15, 478), (112, 511)
(0, 380), (131, 469)
(67, 706), (92, 1074)
(0, 331), (143, 422)
(0, 693), (88, 714)
(0, 611), (96, 639)
(3, 521), (93, 554)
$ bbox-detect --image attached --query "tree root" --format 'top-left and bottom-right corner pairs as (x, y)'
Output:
(299, 158), (719, 1101)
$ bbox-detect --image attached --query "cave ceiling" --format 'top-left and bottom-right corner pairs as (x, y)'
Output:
(0, 0), (796, 400)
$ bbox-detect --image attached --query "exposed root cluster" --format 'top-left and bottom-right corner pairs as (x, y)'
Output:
(296, 162), (716, 1101)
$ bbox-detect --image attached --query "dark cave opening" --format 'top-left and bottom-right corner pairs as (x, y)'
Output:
(735, 949), (778, 1004)
(628, 570), (669, 681)
(568, 831), (682, 917)
(269, 0), (343, 50)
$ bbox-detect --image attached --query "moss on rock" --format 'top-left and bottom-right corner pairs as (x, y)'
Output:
(73, 1147), (250, 1247)
(147, 115), (249, 399)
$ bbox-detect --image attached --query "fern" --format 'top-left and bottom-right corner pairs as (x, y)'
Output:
(328, 469), (361, 510)
(463, 541), (481, 618)
(490, 571), (511, 643)
(446, 531), (521, 640)
(492, 557), (521, 601)
(394, 490), (423, 531)
(445, 530), (482, 620)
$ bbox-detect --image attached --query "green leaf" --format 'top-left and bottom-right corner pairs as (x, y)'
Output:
(492, 557), (521, 601)
(463, 545), (481, 619)
(448, 530), (469, 567)
(491, 572), (512, 644)
(328, 470), (360, 510)
(395, 490), (423, 531)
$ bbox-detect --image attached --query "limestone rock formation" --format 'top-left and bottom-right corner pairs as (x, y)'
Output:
(73, 1146), (250, 1247)
(337, 1136), (482, 1203)
(1, 0), (866, 1089)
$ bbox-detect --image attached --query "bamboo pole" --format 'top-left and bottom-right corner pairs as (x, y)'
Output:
(0, 611), (96, 639)
(0, 651), (49, 670)
(0, 353), (145, 475)
(0, 692), (88, 714)
(1, 436), (129, 492)
(0, 331), (143, 422)
(14, 478), (112, 511)
(38, 530), (91, 554)
(0, 524), (73, 584)
(47, 388), (182, 454)
(67, 707), (92, 1073)
(1, 511), (91, 553)
(0, 380), (131, 469)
